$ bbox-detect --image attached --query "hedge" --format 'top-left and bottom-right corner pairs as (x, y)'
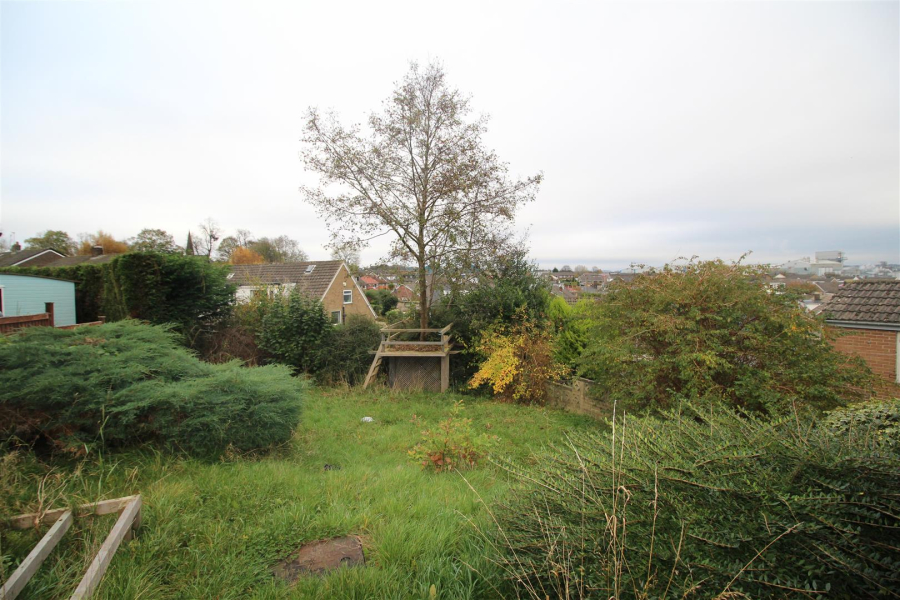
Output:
(0, 252), (234, 344)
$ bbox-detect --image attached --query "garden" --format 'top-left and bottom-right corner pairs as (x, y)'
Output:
(1, 255), (899, 599)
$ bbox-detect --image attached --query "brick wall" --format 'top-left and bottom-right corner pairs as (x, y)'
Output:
(828, 326), (899, 393)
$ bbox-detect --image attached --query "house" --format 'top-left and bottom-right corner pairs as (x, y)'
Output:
(0, 247), (67, 268)
(0, 273), (76, 327)
(228, 260), (376, 324)
(818, 280), (900, 393)
(0, 246), (122, 269)
(358, 275), (383, 290)
(391, 284), (416, 312)
(44, 246), (121, 266)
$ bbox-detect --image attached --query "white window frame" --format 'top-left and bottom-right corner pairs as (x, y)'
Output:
(343, 289), (352, 304)
(331, 310), (342, 325)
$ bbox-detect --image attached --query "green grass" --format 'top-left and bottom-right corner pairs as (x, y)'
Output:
(1, 386), (597, 599)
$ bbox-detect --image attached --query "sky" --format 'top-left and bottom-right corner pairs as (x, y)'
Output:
(1, 0), (898, 270)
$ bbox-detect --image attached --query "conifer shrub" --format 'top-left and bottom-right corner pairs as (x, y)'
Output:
(0, 321), (303, 456)
(494, 404), (900, 599)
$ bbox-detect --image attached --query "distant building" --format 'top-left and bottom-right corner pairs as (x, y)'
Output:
(818, 280), (900, 394)
(228, 261), (376, 324)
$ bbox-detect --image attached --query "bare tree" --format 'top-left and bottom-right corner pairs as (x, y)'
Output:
(301, 61), (542, 332)
(195, 218), (222, 259)
(330, 242), (361, 274)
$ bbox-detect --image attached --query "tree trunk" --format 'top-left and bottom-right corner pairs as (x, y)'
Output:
(418, 260), (429, 340)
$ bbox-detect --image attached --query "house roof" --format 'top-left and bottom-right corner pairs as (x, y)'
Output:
(45, 254), (121, 267)
(0, 248), (66, 267)
(229, 261), (344, 300)
(819, 280), (900, 325)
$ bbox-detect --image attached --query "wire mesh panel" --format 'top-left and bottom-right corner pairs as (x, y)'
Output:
(387, 357), (442, 392)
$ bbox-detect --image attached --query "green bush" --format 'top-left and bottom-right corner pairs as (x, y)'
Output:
(257, 288), (331, 374)
(578, 259), (874, 414)
(364, 288), (398, 316)
(0, 321), (303, 456)
(318, 315), (381, 385)
(825, 398), (900, 445)
(494, 404), (900, 598)
(408, 402), (496, 472)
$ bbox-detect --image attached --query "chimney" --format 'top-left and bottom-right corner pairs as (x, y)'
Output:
(91, 245), (104, 257)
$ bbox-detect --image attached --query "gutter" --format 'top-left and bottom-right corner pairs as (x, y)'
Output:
(825, 319), (900, 332)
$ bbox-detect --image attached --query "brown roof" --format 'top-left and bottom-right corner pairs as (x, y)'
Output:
(820, 280), (900, 325)
(0, 248), (66, 267)
(228, 261), (344, 300)
(45, 254), (121, 267)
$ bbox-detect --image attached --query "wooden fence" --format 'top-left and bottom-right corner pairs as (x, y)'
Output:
(0, 312), (53, 334)
(0, 302), (103, 334)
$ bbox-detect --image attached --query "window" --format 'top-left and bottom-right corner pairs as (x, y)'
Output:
(305, 265), (316, 274)
(331, 310), (342, 324)
(343, 289), (352, 304)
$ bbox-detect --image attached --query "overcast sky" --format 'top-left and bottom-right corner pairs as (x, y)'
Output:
(1, 1), (897, 269)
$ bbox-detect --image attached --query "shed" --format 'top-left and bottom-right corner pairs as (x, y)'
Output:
(0, 274), (77, 327)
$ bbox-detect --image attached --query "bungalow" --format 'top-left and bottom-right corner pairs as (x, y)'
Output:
(0, 247), (67, 268)
(228, 260), (376, 324)
(818, 280), (900, 393)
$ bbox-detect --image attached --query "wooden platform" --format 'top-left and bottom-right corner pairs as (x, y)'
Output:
(363, 324), (453, 391)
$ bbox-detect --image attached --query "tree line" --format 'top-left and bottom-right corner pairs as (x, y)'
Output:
(17, 223), (312, 264)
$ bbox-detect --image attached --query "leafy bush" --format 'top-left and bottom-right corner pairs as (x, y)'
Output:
(257, 288), (332, 374)
(409, 402), (496, 472)
(825, 398), (900, 445)
(0, 321), (303, 456)
(318, 315), (381, 385)
(494, 404), (900, 599)
(439, 251), (550, 348)
(578, 259), (874, 414)
(469, 312), (569, 404)
(365, 288), (398, 316)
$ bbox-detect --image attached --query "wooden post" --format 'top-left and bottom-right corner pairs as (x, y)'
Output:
(70, 496), (142, 600)
(0, 511), (73, 600)
(44, 302), (54, 327)
(440, 355), (449, 393)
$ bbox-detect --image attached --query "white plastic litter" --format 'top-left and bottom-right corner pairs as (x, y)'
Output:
(361, 416), (375, 423)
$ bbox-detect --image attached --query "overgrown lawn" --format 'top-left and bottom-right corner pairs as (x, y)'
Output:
(1, 387), (595, 599)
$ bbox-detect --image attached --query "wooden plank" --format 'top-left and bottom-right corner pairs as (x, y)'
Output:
(0, 313), (51, 325)
(0, 511), (73, 600)
(70, 496), (142, 600)
(440, 355), (450, 393)
(363, 354), (383, 389)
(383, 340), (444, 346)
(7, 496), (138, 531)
(379, 327), (445, 333)
(374, 350), (448, 357)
